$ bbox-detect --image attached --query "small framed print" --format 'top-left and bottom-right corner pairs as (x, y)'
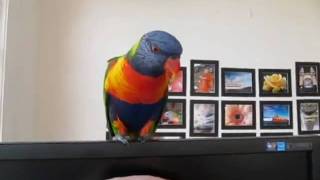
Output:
(221, 68), (256, 97)
(106, 131), (111, 140)
(296, 62), (320, 96)
(221, 133), (256, 138)
(222, 101), (256, 129)
(259, 69), (292, 97)
(153, 132), (186, 140)
(260, 101), (293, 129)
(260, 133), (293, 137)
(168, 67), (186, 96)
(191, 60), (219, 96)
(190, 100), (218, 137)
(297, 100), (320, 134)
(158, 99), (186, 129)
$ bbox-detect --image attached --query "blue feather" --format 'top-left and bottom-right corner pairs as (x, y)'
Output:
(129, 31), (183, 77)
(108, 94), (166, 132)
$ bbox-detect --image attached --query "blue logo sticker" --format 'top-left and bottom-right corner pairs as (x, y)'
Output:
(277, 142), (286, 152)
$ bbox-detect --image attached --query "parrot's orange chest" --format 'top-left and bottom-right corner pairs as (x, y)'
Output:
(106, 58), (169, 104)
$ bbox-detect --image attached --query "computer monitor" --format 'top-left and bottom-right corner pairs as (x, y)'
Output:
(0, 137), (317, 180)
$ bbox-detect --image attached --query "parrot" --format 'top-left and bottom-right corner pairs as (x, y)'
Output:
(103, 31), (183, 144)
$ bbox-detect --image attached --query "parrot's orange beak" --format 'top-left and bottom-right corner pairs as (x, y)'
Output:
(164, 57), (181, 79)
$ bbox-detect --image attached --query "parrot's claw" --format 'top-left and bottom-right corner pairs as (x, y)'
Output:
(112, 135), (129, 145)
(138, 135), (151, 143)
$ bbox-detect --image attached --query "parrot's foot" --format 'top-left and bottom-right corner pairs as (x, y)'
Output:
(112, 135), (129, 145)
(138, 135), (152, 143)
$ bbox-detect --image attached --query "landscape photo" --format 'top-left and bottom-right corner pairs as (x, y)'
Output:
(224, 71), (253, 94)
(262, 104), (291, 128)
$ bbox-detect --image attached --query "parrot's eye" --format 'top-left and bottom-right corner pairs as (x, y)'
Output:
(152, 46), (161, 53)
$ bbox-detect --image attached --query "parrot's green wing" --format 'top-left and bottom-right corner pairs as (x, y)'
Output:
(103, 56), (121, 139)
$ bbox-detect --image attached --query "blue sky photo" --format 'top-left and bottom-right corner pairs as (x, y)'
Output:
(263, 105), (290, 122)
(225, 71), (252, 87)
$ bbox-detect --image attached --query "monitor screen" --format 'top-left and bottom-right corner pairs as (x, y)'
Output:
(0, 151), (312, 180)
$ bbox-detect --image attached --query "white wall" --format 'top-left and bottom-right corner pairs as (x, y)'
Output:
(3, 0), (320, 141)
(0, 0), (9, 141)
(3, 0), (39, 141)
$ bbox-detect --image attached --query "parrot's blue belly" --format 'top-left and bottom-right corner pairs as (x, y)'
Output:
(108, 94), (165, 132)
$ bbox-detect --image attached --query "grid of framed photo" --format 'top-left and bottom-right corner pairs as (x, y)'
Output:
(191, 60), (219, 96)
(221, 68), (256, 97)
(295, 62), (320, 96)
(221, 133), (256, 138)
(259, 69), (292, 97)
(297, 100), (320, 135)
(106, 60), (320, 140)
(260, 101), (293, 129)
(222, 101), (256, 130)
(168, 67), (186, 96)
(190, 100), (218, 137)
(158, 99), (186, 129)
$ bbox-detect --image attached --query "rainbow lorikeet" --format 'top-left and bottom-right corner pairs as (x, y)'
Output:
(104, 31), (183, 144)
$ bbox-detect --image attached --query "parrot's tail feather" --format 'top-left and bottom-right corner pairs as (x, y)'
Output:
(112, 117), (127, 136)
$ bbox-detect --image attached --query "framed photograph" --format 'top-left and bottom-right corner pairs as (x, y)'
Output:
(190, 100), (218, 137)
(221, 133), (256, 138)
(191, 60), (219, 96)
(297, 100), (320, 134)
(295, 62), (320, 96)
(106, 131), (111, 140)
(221, 68), (256, 97)
(153, 132), (186, 140)
(260, 133), (293, 137)
(260, 101), (293, 129)
(222, 101), (256, 129)
(168, 67), (186, 96)
(259, 69), (292, 97)
(158, 99), (186, 129)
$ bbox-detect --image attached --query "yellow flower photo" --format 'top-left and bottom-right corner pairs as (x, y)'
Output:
(259, 69), (291, 96)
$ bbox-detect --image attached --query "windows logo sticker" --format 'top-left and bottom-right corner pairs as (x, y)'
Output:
(276, 141), (287, 152)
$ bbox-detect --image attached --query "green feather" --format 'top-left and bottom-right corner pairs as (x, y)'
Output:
(103, 56), (121, 138)
(127, 39), (141, 59)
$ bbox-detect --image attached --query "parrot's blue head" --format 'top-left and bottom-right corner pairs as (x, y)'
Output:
(127, 31), (183, 77)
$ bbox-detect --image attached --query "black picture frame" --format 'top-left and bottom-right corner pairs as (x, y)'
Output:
(260, 133), (294, 137)
(158, 99), (186, 129)
(221, 101), (256, 130)
(106, 131), (111, 140)
(190, 100), (218, 137)
(260, 101), (293, 129)
(221, 68), (256, 97)
(221, 133), (257, 138)
(297, 100), (320, 135)
(190, 60), (219, 96)
(153, 132), (186, 140)
(295, 62), (320, 96)
(168, 67), (186, 96)
(259, 69), (292, 97)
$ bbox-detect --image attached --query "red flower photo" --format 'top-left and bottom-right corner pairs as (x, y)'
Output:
(222, 101), (256, 129)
